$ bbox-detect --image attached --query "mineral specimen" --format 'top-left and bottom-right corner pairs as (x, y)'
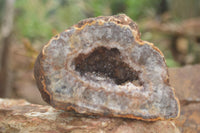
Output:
(34, 14), (180, 121)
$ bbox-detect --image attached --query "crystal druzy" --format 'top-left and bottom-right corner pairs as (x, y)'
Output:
(34, 14), (180, 121)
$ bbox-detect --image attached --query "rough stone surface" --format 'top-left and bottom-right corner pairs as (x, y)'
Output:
(169, 65), (200, 104)
(169, 65), (200, 133)
(0, 99), (180, 133)
(34, 14), (179, 121)
(174, 103), (200, 133)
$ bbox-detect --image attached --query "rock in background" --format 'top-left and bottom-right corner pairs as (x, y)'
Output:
(169, 65), (200, 133)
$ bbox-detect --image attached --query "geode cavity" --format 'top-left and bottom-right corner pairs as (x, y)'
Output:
(34, 14), (180, 121)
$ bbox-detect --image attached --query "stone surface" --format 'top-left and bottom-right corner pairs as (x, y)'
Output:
(34, 14), (179, 121)
(169, 65), (200, 104)
(174, 103), (200, 133)
(0, 98), (180, 133)
(168, 65), (200, 133)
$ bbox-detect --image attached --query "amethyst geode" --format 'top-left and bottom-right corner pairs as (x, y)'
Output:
(34, 14), (180, 121)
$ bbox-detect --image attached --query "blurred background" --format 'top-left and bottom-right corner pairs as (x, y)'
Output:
(0, 0), (200, 104)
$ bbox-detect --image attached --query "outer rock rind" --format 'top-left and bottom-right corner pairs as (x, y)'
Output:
(34, 52), (51, 104)
(34, 14), (180, 121)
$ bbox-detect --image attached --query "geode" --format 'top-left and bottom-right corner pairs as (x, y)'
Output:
(34, 14), (180, 121)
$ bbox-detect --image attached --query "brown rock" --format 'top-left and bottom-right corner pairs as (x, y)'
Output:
(174, 103), (200, 133)
(169, 65), (200, 133)
(34, 14), (179, 121)
(0, 98), (180, 133)
(169, 65), (200, 104)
